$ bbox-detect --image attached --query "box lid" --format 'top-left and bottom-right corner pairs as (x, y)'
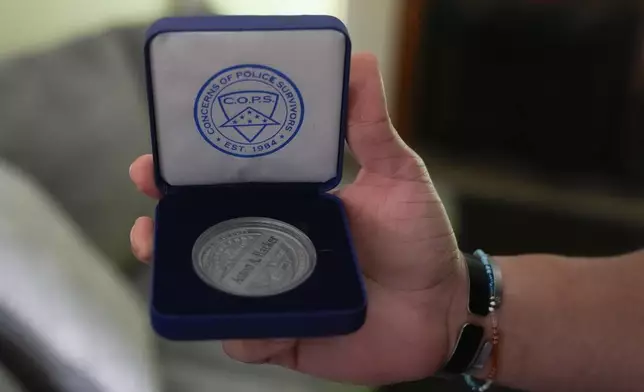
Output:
(144, 15), (351, 194)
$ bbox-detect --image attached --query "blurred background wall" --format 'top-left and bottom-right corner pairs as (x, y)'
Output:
(0, 0), (167, 59)
(0, 0), (404, 131)
(0, 0), (401, 95)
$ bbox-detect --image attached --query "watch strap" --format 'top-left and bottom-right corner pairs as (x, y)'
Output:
(441, 323), (485, 375)
(465, 253), (491, 317)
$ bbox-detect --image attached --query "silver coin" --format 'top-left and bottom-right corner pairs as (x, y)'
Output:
(192, 217), (317, 297)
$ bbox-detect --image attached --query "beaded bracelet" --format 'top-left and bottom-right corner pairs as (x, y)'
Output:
(464, 250), (502, 392)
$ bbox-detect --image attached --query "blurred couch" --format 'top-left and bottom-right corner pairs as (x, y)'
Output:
(0, 17), (364, 392)
(0, 158), (159, 392)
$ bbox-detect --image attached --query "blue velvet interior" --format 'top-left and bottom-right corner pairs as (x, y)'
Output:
(152, 190), (365, 317)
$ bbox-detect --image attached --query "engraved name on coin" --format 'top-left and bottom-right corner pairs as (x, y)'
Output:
(192, 218), (316, 297)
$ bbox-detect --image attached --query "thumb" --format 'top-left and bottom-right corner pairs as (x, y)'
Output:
(347, 53), (421, 179)
(223, 339), (298, 366)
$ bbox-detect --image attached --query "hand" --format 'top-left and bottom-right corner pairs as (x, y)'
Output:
(129, 53), (466, 387)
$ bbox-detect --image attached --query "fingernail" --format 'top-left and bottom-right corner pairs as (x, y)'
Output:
(129, 224), (137, 248)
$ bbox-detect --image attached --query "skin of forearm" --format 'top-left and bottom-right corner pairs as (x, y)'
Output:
(488, 251), (644, 392)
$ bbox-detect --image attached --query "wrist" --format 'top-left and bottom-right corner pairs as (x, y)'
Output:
(442, 251), (503, 380)
(468, 254), (564, 387)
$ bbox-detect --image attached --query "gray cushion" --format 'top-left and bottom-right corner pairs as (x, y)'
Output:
(0, 26), (155, 269)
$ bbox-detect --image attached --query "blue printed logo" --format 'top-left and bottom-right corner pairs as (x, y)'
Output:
(194, 64), (305, 158)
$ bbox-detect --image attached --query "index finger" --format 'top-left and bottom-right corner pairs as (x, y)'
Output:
(129, 154), (162, 200)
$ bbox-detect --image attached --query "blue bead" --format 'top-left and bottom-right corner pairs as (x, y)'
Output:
(463, 375), (486, 391)
(475, 249), (496, 302)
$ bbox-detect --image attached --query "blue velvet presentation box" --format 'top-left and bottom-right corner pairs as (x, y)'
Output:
(144, 15), (367, 340)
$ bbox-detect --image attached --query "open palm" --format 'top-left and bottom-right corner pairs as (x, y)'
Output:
(130, 53), (464, 387)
